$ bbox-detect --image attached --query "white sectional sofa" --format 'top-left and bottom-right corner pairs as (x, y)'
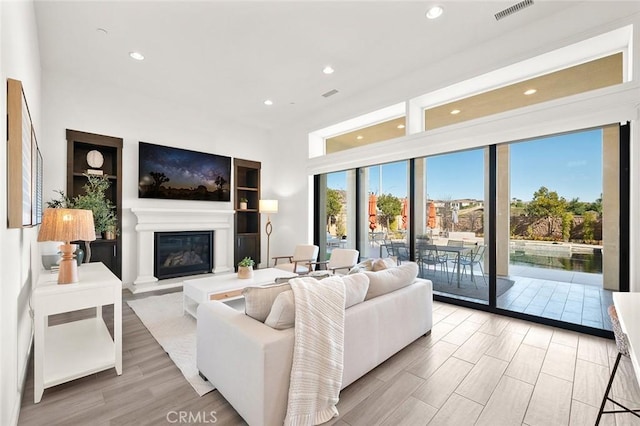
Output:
(196, 264), (433, 426)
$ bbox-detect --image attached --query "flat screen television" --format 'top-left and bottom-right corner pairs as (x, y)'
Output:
(138, 141), (231, 202)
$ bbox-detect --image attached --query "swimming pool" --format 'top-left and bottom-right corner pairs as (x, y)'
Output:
(509, 250), (602, 274)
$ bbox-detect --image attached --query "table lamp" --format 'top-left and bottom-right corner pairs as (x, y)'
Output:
(37, 208), (96, 284)
(259, 199), (278, 267)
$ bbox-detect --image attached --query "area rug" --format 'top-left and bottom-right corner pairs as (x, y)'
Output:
(431, 276), (514, 301)
(127, 292), (214, 396)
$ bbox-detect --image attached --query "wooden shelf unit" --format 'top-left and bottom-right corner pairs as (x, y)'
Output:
(234, 158), (261, 268)
(66, 129), (123, 278)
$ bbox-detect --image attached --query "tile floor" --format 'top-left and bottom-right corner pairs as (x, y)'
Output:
(327, 301), (640, 425)
(423, 264), (614, 331)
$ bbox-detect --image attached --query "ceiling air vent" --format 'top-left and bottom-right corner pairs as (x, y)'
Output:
(495, 0), (534, 21)
(322, 89), (339, 98)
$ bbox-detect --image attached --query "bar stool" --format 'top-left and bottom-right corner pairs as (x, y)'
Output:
(596, 305), (640, 424)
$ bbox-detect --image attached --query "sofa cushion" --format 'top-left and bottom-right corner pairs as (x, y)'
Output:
(242, 283), (291, 322)
(363, 262), (419, 300)
(264, 290), (295, 329)
(342, 273), (370, 308)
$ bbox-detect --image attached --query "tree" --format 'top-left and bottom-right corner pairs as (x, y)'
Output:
(150, 171), (170, 193)
(588, 194), (603, 215)
(326, 188), (343, 232)
(525, 186), (568, 237)
(511, 198), (524, 208)
(562, 212), (573, 242)
(377, 193), (402, 232)
(583, 211), (597, 242)
(567, 197), (587, 216)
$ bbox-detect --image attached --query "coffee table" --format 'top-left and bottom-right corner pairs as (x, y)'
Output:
(182, 268), (297, 318)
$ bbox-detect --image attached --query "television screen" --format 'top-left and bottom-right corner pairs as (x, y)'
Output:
(138, 142), (231, 202)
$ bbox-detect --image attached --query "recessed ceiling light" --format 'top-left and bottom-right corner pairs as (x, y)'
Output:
(450, 109), (461, 115)
(426, 5), (444, 19)
(129, 51), (145, 61)
(323, 66), (335, 75)
(264, 99), (273, 106)
(397, 124), (406, 129)
(96, 28), (108, 35)
(524, 89), (537, 95)
(356, 135), (364, 140)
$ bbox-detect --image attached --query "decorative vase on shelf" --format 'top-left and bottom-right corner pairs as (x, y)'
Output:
(239, 201), (248, 210)
(237, 266), (253, 279)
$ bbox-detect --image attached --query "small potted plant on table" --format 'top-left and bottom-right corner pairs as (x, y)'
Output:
(237, 256), (255, 279)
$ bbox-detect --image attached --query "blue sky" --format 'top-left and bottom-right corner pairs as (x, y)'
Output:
(327, 128), (603, 202)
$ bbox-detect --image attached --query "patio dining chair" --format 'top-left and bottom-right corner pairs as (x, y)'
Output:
(456, 244), (487, 287)
(418, 244), (449, 281)
(444, 239), (465, 263)
(386, 240), (410, 265)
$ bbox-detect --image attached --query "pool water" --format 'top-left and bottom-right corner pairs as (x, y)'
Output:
(509, 251), (602, 274)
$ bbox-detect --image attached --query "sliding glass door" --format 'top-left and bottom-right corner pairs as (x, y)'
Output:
(314, 125), (627, 335)
(415, 149), (491, 305)
(498, 126), (620, 331)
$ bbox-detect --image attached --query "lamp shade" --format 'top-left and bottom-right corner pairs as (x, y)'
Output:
(259, 199), (278, 214)
(37, 208), (97, 243)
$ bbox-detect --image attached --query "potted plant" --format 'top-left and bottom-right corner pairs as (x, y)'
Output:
(239, 197), (248, 210)
(237, 256), (255, 279)
(47, 174), (118, 256)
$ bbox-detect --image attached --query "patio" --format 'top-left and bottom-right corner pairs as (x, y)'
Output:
(420, 263), (613, 332)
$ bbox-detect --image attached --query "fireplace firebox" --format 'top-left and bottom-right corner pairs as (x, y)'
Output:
(154, 231), (213, 280)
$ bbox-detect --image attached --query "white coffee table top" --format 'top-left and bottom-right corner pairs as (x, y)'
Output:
(182, 268), (298, 318)
(184, 268), (297, 294)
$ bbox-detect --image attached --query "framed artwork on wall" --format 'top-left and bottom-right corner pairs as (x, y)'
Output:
(7, 78), (36, 228)
(138, 141), (231, 202)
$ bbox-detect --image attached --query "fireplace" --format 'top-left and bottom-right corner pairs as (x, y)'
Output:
(154, 231), (213, 280)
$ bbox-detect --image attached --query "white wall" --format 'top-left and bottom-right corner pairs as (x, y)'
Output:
(0, 1), (41, 424)
(41, 70), (273, 285)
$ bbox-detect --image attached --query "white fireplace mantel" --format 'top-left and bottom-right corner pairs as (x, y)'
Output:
(131, 207), (235, 291)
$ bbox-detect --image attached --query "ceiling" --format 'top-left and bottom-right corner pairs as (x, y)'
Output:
(33, 1), (617, 132)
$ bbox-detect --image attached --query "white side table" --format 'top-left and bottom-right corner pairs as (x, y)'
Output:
(33, 262), (122, 403)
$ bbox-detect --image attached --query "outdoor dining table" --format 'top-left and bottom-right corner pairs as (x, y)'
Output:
(417, 244), (472, 287)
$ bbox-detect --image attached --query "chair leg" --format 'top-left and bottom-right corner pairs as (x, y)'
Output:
(596, 352), (640, 424)
(478, 262), (487, 285)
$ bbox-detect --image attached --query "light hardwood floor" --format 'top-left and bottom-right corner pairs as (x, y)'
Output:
(18, 292), (640, 425)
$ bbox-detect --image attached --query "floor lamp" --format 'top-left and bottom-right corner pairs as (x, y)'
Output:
(259, 200), (278, 268)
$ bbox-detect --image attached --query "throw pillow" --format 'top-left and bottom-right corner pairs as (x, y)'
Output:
(242, 283), (291, 322)
(371, 257), (397, 271)
(348, 258), (374, 274)
(264, 289), (295, 329)
(363, 262), (419, 300)
(341, 273), (370, 308)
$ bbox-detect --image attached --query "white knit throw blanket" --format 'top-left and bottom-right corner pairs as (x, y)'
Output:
(284, 276), (346, 426)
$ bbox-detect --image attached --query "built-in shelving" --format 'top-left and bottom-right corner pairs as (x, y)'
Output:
(234, 158), (261, 268)
(66, 129), (123, 278)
